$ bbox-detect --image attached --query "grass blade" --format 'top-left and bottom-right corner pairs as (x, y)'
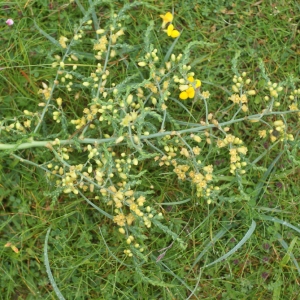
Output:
(276, 234), (300, 275)
(203, 220), (256, 269)
(192, 226), (231, 268)
(75, 0), (86, 15)
(152, 256), (195, 296)
(259, 214), (300, 234)
(160, 198), (191, 205)
(252, 152), (283, 202)
(44, 227), (66, 300)
(170, 97), (197, 122)
(34, 20), (61, 48)
(162, 34), (181, 65)
(78, 190), (113, 219)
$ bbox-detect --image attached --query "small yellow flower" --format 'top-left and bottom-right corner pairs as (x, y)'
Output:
(113, 213), (126, 226)
(187, 76), (201, 88)
(161, 103), (168, 110)
(193, 146), (201, 155)
(166, 24), (180, 38)
(237, 146), (248, 155)
(203, 165), (213, 174)
(258, 130), (267, 138)
(59, 36), (68, 49)
(241, 104), (248, 112)
(126, 213), (135, 225)
(179, 77), (201, 100)
(229, 94), (240, 104)
(160, 12), (173, 28)
(137, 196), (146, 206)
(270, 135), (277, 143)
(289, 103), (298, 111)
(201, 91), (210, 99)
(179, 87), (195, 100)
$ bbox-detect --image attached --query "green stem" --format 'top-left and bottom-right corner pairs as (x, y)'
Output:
(0, 110), (298, 151)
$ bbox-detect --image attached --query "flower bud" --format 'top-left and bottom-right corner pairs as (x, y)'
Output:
(127, 94), (133, 105)
(56, 97), (62, 106)
(116, 136), (124, 144)
(6, 19), (14, 26)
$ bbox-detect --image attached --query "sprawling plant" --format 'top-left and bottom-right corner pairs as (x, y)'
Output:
(1, 1), (299, 290)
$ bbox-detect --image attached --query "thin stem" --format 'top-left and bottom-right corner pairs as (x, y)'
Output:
(0, 110), (298, 151)
(33, 20), (91, 134)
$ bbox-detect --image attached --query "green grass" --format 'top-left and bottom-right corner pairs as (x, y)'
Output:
(1, 0), (300, 299)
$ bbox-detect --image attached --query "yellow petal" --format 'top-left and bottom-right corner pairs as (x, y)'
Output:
(186, 87), (195, 98)
(160, 12), (173, 29)
(166, 24), (180, 38)
(160, 12), (173, 23)
(179, 84), (189, 91)
(167, 24), (174, 36)
(179, 91), (188, 100)
(188, 77), (201, 88)
(195, 79), (201, 88)
(171, 29), (180, 38)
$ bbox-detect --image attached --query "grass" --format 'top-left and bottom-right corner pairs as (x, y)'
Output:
(1, 0), (300, 299)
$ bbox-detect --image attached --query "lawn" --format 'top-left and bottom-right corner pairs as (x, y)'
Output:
(1, 0), (300, 299)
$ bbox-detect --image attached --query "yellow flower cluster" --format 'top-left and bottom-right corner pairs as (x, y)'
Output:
(269, 120), (294, 143)
(155, 139), (202, 169)
(94, 26), (124, 59)
(2, 107), (39, 133)
(153, 133), (217, 203)
(229, 93), (248, 104)
(229, 73), (256, 112)
(178, 76), (201, 100)
(267, 81), (283, 98)
(217, 134), (248, 174)
(172, 160), (216, 202)
(37, 82), (52, 102)
(71, 106), (97, 129)
(288, 88), (300, 117)
(258, 130), (267, 139)
(120, 111), (139, 127)
(59, 36), (68, 49)
(173, 164), (190, 180)
(261, 81), (283, 108)
(110, 189), (158, 255)
(107, 185), (154, 230)
(258, 120), (294, 142)
(160, 12), (180, 38)
(189, 165), (215, 200)
(49, 162), (85, 194)
(173, 71), (202, 100)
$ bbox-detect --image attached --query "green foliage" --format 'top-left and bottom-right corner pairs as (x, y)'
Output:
(1, 0), (300, 299)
